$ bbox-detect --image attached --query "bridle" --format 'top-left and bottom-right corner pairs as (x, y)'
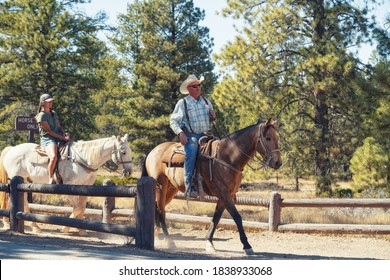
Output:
(228, 123), (280, 170)
(255, 124), (281, 166)
(199, 123), (280, 180)
(111, 140), (132, 172)
(69, 138), (132, 173)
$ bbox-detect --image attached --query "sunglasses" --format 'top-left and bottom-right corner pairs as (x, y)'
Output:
(189, 84), (201, 89)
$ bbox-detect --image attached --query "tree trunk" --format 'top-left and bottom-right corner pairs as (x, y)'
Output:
(313, 0), (332, 196)
(314, 88), (332, 196)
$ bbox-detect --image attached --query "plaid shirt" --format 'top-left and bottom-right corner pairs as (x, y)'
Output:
(170, 95), (213, 135)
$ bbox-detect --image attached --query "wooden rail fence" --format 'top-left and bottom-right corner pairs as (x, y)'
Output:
(0, 176), (156, 250)
(2, 181), (390, 236)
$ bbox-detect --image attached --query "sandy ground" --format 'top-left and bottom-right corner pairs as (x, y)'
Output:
(1, 222), (390, 260)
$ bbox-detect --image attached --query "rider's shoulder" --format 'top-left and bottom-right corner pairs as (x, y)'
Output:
(35, 111), (44, 120)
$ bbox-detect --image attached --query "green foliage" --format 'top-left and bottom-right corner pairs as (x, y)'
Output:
(214, 0), (383, 195)
(368, 60), (390, 155)
(333, 188), (354, 198)
(0, 0), (388, 196)
(0, 0), (109, 142)
(94, 174), (138, 187)
(112, 0), (217, 154)
(350, 137), (388, 189)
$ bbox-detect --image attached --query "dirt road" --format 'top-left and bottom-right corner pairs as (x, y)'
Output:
(1, 224), (389, 260)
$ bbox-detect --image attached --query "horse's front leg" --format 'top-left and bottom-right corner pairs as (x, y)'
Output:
(225, 198), (254, 255)
(155, 185), (177, 249)
(205, 199), (225, 253)
(23, 193), (41, 233)
(75, 196), (88, 236)
(63, 195), (88, 236)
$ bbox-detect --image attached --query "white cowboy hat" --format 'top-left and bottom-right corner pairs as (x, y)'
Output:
(179, 74), (204, 94)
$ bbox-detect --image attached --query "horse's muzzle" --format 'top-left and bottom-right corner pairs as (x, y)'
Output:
(268, 157), (282, 169)
(122, 167), (132, 177)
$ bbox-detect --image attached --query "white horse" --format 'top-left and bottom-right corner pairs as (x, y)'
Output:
(0, 134), (132, 235)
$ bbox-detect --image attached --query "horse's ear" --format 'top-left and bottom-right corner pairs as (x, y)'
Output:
(265, 118), (272, 127)
(123, 133), (129, 142)
(272, 120), (279, 128)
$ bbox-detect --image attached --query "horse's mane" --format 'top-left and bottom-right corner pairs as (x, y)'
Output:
(224, 123), (258, 141)
(73, 137), (112, 164)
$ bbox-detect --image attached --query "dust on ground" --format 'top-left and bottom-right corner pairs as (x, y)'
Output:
(1, 222), (389, 260)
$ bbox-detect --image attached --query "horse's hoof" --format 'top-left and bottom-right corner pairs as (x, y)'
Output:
(32, 227), (42, 233)
(158, 233), (165, 240)
(244, 248), (254, 255)
(205, 240), (216, 253)
(167, 239), (177, 249)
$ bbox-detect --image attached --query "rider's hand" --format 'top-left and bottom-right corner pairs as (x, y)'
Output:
(179, 132), (188, 145)
(63, 133), (70, 141)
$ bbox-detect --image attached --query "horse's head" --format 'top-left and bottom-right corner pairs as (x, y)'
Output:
(256, 119), (282, 169)
(112, 134), (133, 177)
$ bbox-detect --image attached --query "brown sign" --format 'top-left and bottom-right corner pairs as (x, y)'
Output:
(15, 116), (39, 131)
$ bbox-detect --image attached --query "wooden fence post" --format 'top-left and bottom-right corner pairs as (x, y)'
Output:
(135, 176), (156, 250)
(9, 176), (25, 233)
(102, 179), (115, 224)
(269, 191), (281, 232)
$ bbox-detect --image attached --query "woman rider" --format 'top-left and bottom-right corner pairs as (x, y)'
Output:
(35, 94), (70, 184)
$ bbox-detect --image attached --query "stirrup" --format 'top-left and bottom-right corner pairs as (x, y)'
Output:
(185, 186), (198, 198)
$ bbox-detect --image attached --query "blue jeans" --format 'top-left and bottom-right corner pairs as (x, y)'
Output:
(184, 133), (204, 188)
(41, 138), (59, 147)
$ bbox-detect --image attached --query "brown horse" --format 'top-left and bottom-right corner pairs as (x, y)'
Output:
(142, 118), (282, 255)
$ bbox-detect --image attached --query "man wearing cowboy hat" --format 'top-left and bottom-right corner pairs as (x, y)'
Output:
(170, 74), (216, 197)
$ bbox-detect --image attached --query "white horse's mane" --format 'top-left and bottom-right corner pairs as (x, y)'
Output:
(72, 137), (114, 165)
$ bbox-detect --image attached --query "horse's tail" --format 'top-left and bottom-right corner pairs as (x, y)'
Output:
(0, 146), (11, 209)
(140, 153), (149, 177)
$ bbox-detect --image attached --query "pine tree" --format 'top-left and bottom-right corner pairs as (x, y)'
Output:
(350, 137), (388, 191)
(0, 0), (108, 145)
(112, 0), (216, 154)
(213, 0), (381, 195)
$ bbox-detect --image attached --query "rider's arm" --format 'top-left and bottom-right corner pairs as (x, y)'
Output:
(170, 99), (188, 145)
(169, 99), (185, 135)
(54, 112), (70, 140)
(40, 121), (69, 141)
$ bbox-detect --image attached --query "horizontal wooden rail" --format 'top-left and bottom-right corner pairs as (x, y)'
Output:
(3, 176), (156, 250)
(174, 192), (270, 207)
(29, 203), (102, 216)
(3, 179), (390, 237)
(17, 212), (137, 236)
(0, 209), (9, 217)
(28, 204), (269, 231)
(278, 223), (390, 234)
(281, 198), (390, 208)
(0, 183), (9, 192)
(17, 183), (137, 197)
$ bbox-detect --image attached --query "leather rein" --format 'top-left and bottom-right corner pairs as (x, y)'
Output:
(202, 123), (280, 177)
(66, 139), (132, 173)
